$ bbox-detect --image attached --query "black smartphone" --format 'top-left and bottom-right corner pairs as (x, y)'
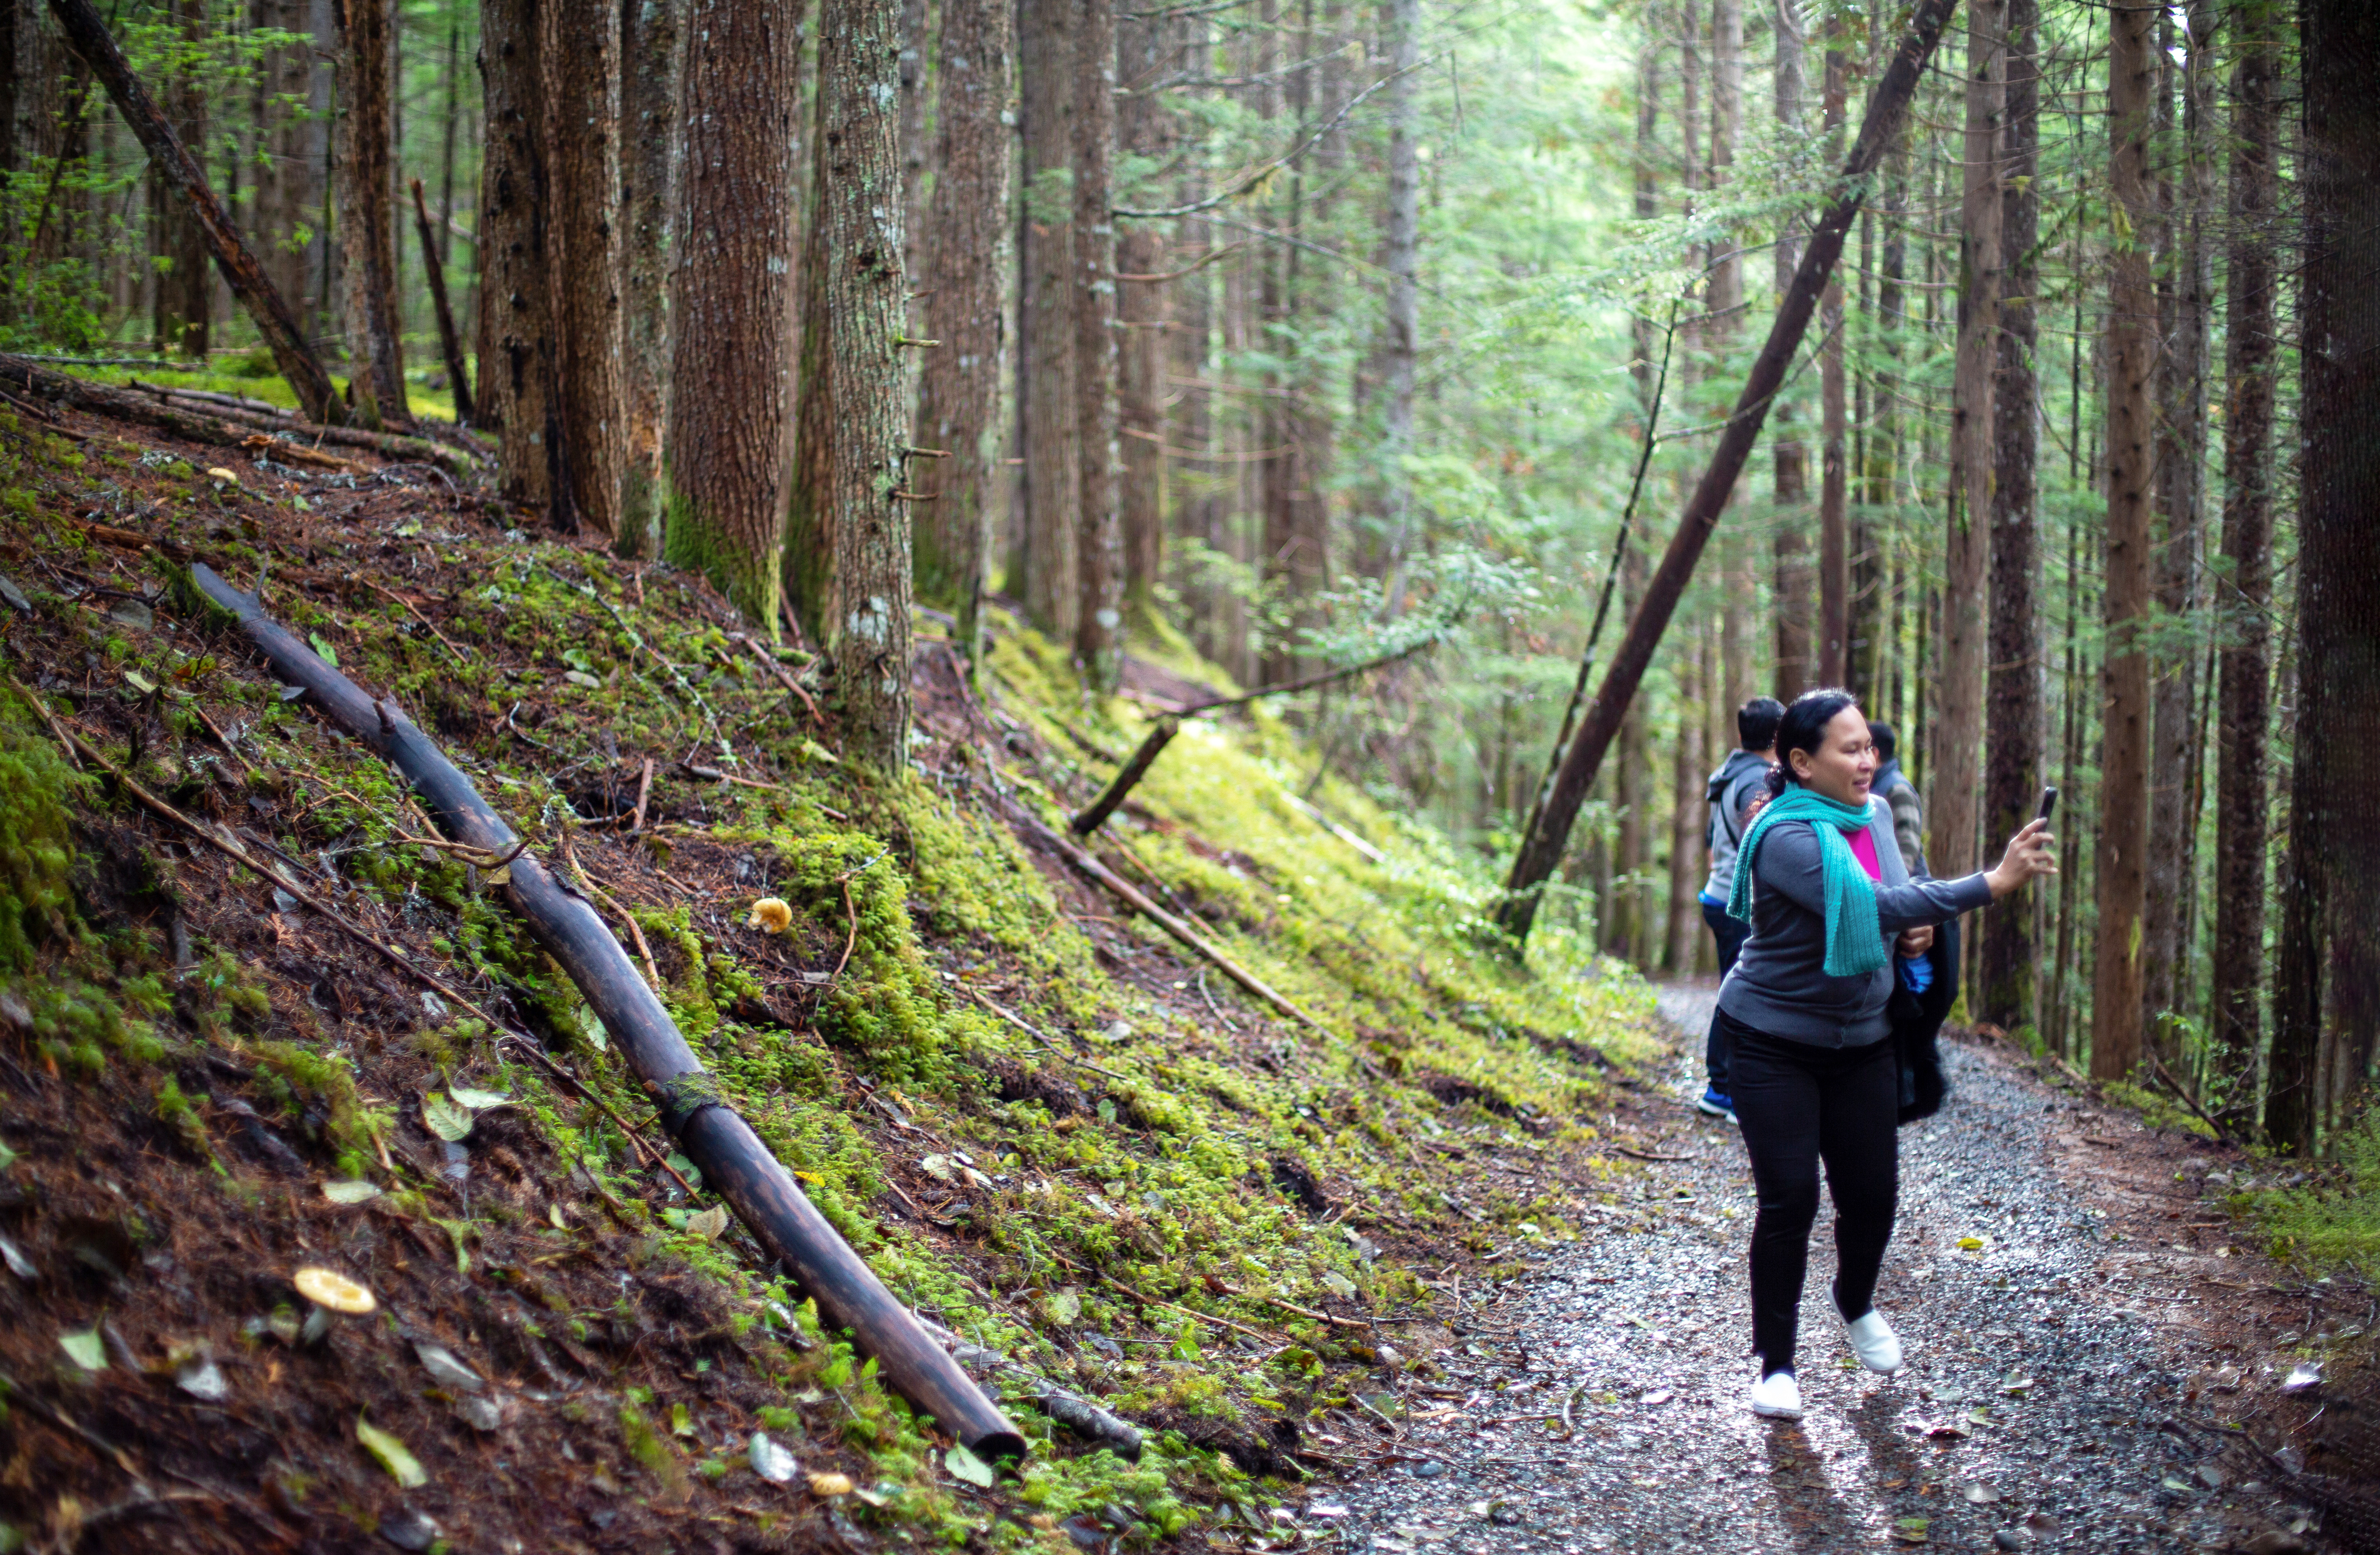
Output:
(2037, 786), (2059, 823)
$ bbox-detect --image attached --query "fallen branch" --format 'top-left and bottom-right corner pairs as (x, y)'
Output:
(184, 563), (1026, 1463)
(1069, 717), (1177, 835)
(1173, 637), (1435, 716)
(740, 635), (825, 727)
(1278, 790), (1385, 862)
(2146, 1050), (2240, 1150)
(920, 1317), (1144, 1461)
(1011, 805), (1330, 1035)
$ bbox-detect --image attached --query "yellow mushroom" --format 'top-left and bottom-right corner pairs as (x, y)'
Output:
(746, 897), (793, 935)
(292, 1266), (377, 1315)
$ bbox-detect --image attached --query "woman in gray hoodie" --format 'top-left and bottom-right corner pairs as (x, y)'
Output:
(1716, 688), (2056, 1422)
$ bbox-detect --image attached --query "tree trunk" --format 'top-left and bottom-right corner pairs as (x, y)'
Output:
(409, 177), (474, 421)
(1935, 0), (1998, 883)
(1115, 9), (1168, 618)
(1492, 0), (1957, 943)
(154, 0), (208, 358)
(45, 0), (343, 422)
(813, 0), (913, 769)
(1665, 630), (1707, 973)
(1017, 0), (1079, 638)
(1612, 550), (1649, 965)
(338, 0), (407, 427)
(550, 0), (624, 537)
(1071, 0), (1124, 688)
(2269, 0), (2380, 1150)
(2092, 0), (2156, 1082)
(1979, 0), (2039, 1034)
(2143, 3), (2214, 1049)
(478, 0), (557, 501)
(2209, 0), (2280, 1129)
(897, 0), (930, 287)
(1375, 0), (1419, 579)
(619, 0), (686, 557)
(1709, 0), (1751, 714)
(660, 0), (805, 624)
(1769, 0), (1811, 699)
(912, 0), (1012, 656)
(1816, 13), (1848, 685)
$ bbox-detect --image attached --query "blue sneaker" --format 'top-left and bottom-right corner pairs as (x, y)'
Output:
(1696, 1088), (1737, 1123)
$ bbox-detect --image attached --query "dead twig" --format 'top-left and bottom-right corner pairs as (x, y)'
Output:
(557, 824), (665, 996)
(628, 757), (653, 834)
(741, 635), (825, 727)
(2147, 1050), (2240, 1150)
(190, 701), (251, 779)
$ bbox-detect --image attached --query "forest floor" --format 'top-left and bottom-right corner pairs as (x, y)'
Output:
(1332, 985), (2380, 1555)
(0, 387), (2370, 1555)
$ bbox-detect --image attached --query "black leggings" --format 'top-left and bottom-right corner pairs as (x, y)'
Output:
(1721, 1010), (1900, 1377)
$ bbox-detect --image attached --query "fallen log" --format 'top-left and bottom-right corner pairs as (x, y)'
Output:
(919, 1317), (1143, 1461)
(186, 561), (1026, 1464)
(1069, 717), (1176, 835)
(0, 354), (481, 476)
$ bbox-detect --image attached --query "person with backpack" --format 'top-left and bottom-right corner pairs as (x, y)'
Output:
(1867, 721), (1958, 1121)
(1716, 688), (2054, 1423)
(1694, 696), (1784, 1122)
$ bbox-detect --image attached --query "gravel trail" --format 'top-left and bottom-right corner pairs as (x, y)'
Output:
(1336, 984), (2290, 1555)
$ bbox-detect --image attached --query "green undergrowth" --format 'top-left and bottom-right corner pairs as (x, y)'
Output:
(2241, 1110), (2380, 1281)
(0, 428), (1667, 1534)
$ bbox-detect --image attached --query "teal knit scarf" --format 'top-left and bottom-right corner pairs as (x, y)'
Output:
(1725, 786), (1888, 978)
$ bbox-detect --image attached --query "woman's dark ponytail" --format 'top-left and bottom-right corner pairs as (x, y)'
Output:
(1764, 687), (1862, 799)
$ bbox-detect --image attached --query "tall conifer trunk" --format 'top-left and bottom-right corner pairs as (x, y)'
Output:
(1018, 0), (1079, 637)
(1376, 0), (1419, 582)
(1816, 15), (1847, 684)
(2270, 0), (2380, 1148)
(2210, 0), (2280, 1128)
(1980, 0), (2039, 1033)
(550, 0), (625, 537)
(2093, 0), (2157, 1081)
(339, 0), (407, 426)
(1071, 0), (1124, 687)
(620, 0), (686, 556)
(479, 0), (557, 503)
(1769, 0), (1811, 698)
(1115, 9), (1169, 617)
(660, 0), (805, 624)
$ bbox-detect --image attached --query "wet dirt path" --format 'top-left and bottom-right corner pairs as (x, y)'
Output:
(1336, 985), (2288, 1555)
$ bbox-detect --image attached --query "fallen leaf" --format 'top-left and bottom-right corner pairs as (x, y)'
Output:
(1322, 1270), (1359, 1299)
(808, 1471), (855, 1497)
(946, 1443), (997, 1487)
(322, 1180), (380, 1205)
(414, 1342), (485, 1393)
(1890, 1516), (1930, 1545)
(177, 1358), (228, 1401)
(357, 1417), (427, 1487)
(0, 1232), (34, 1280)
(307, 632), (339, 667)
(122, 667), (158, 692)
(686, 1206), (729, 1240)
(422, 1092), (475, 1143)
(0, 575), (30, 613)
(448, 1086), (511, 1111)
(548, 1203), (568, 1229)
(1962, 1482), (2002, 1504)
(1640, 1390), (1673, 1406)
(456, 1393), (507, 1431)
(292, 1266), (376, 1314)
(59, 1329), (107, 1370)
(111, 599), (154, 630)
(563, 670), (602, 689)
(2000, 1373), (2034, 1396)
(1043, 1289), (1081, 1327)
(2282, 1363), (2323, 1393)
(751, 1431), (801, 1483)
(1956, 1236), (1985, 1251)
(919, 1153), (959, 1184)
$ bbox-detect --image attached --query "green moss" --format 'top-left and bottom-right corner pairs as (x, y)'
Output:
(2246, 1111), (2380, 1280)
(0, 694), (85, 970)
(618, 1403), (690, 1496)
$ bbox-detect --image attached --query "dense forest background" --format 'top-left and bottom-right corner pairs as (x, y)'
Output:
(0, 0), (2372, 1155)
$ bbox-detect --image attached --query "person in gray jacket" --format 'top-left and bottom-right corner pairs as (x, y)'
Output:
(1696, 697), (1783, 1120)
(1715, 688), (2055, 1423)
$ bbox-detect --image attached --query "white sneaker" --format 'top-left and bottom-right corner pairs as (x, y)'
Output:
(1842, 1307), (1904, 1374)
(1748, 1369), (1803, 1420)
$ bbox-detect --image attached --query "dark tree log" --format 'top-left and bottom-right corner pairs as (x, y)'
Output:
(185, 563), (1026, 1460)
(1492, 0), (1958, 943)
(43, 0), (343, 426)
(410, 177), (476, 423)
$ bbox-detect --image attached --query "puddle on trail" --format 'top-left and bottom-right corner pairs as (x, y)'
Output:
(1335, 985), (2280, 1555)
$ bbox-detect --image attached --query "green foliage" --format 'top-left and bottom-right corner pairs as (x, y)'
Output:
(0, 696), (84, 970)
(2246, 1114), (2380, 1280)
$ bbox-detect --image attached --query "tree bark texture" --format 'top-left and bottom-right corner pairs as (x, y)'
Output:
(913, 0), (1012, 655)
(1376, 0), (1420, 578)
(2142, 3), (2214, 1044)
(1768, 0), (1810, 699)
(44, 0), (343, 423)
(1936, 0), (1998, 883)
(478, 0), (558, 503)
(1979, 0), (2039, 1034)
(620, 0), (687, 557)
(812, 0), (913, 768)
(897, 0), (930, 285)
(2209, 0), (2279, 1127)
(2269, 0), (2380, 1150)
(1709, 0), (1750, 716)
(1115, 9), (1169, 614)
(1071, 0), (1123, 688)
(1816, 16), (1847, 686)
(661, 0), (804, 625)
(1492, 0), (1956, 943)
(337, 0), (407, 426)
(1664, 629), (1707, 973)
(551, 0), (625, 537)
(1018, 0), (1079, 637)
(2092, 0), (2156, 1082)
